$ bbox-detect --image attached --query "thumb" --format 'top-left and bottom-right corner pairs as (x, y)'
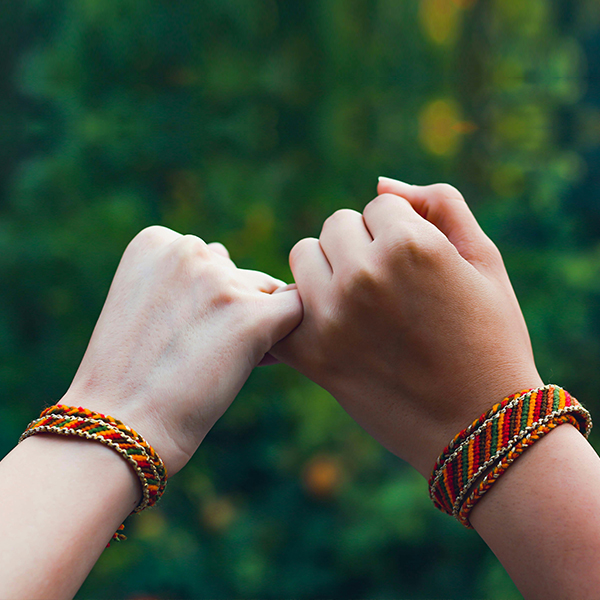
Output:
(377, 177), (501, 271)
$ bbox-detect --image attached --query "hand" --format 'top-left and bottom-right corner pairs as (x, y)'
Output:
(63, 226), (302, 476)
(272, 178), (543, 477)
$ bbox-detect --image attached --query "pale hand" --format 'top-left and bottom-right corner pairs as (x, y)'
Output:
(63, 226), (302, 476)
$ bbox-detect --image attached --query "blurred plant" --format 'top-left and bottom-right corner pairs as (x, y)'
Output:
(0, 1), (597, 599)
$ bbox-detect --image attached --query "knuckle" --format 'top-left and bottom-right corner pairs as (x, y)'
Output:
(381, 226), (419, 255)
(363, 193), (407, 223)
(176, 234), (210, 258)
(478, 236), (503, 266)
(346, 259), (381, 294)
(430, 183), (465, 203)
(323, 208), (361, 230)
(207, 241), (230, 259)
(167, 235), (216, 280)
(131, 225), (176, 250)
(290, 237), (317, 265)
(383, 227), (447, 268)
(367, 193), (403, 211)
(200, 264), (242, 308)
(211, 281), (239, 308)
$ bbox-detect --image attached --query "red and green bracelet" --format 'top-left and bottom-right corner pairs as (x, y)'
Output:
(429, 385), (592, 527)
(19, 404), (168, 542)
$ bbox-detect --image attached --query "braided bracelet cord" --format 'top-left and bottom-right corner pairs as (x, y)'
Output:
(20, 415), (160, 511)
(429, 387), (538, 485)
(450, 403), (591, 518)
(457, 413), (580, 528)
(433, 389), (592, 516)
(428, 385), (592, 524)
(19, 405), (168, 543)
(37, 405), (167, 498)
(429, 387), (541, 513)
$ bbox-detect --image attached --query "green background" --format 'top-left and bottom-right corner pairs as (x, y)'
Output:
(2, 1), (600, 598)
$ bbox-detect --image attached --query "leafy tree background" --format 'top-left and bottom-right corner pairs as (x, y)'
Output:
(2, 0), (600, 598)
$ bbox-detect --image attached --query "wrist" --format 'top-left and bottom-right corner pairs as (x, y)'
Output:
(426, 384), (592, 532)
(422, 373), (546, 478)
(18, 434), (142, 510)
(58, 388), (192, 477)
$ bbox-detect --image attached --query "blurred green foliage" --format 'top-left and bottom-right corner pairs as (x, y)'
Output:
(2, 0), (600, 598)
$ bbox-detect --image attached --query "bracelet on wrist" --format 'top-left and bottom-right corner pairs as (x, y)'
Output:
(19, 404), (168, 543)
(428, 385), (592, 528)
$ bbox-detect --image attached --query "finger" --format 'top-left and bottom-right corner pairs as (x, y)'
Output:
(289, 237), (332, 295)
(207, 242), (231, 260)
(362, 193), (426, 239)
(260, 286), (304, 347)
(239, 269), (288, 294)
(273, 283), (297, 294)
(377, 177), (500, 268)
(269, 240), (332, 371)
(319, 209), (373, 274)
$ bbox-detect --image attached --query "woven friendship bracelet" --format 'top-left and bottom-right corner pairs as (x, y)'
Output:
(428, 385), (592, 527)
(19, 405), (168, 542)
(429, 387), (537, 486)
(429, 387), (543, 513)
(457, 413), (581, 527)
(33, 405), (168, 504)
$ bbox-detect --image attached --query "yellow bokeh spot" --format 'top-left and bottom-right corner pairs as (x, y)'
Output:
(418, 99), (464, 156)
(420, 0), (461, 45)
(201, 497), (237, 532)
(136, 510), (167, 541)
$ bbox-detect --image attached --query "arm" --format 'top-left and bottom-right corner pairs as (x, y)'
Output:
(0, 437), (140, 600)
(470, 423), (600, 600)
(0, 227), (302, 600)
(272, 177), (600, 599)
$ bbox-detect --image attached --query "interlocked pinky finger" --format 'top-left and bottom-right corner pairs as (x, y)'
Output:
(238, 269), (289, 294)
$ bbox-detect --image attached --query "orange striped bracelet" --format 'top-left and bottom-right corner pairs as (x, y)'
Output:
(19, 404), (168, 542)
(457, 413), (581, 527)
(428, 385), (592, 527)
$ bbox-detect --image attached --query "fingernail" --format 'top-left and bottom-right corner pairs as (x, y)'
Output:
(378, 176), (413, 186)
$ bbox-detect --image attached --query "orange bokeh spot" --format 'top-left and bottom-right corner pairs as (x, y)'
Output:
(303, 455), (343, 499)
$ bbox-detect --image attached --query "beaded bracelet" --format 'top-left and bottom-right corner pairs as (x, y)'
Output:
(428, 385), (592, 528)
(19, 404), (168, 542)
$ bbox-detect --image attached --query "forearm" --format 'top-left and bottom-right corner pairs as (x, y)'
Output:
(0, 435), (140, 600)
(470, 424), (600, 600)
(0, 227), (301, 599)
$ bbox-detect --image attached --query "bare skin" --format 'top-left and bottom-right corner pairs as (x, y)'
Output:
(470, 423), (600, 600)
(0, 228), (302, 599)
(2, 183), (600, 599)
(272, 178), (544, 475)
(272, 177), (600, 599)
